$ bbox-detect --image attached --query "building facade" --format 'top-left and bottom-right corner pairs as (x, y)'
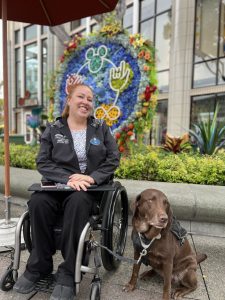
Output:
(6, 0), (225, 144)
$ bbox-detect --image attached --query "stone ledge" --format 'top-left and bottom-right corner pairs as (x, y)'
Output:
(1, 166), (225, 224)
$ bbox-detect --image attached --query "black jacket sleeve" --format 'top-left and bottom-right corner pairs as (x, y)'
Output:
(89, 123), (120, 185)
(36, 124), (71, 184)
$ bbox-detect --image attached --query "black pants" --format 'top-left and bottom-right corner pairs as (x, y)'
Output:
(24, 190), (101, 287)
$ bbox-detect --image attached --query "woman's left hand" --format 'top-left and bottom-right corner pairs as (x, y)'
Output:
(67, 178), (91, 191)
(69, 174), (95, 184)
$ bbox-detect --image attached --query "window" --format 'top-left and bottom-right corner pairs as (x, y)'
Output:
(140, 0), (155, 20)
(41, 39), (48, 107)
(15, 30), (20, 44)
(91, 23), (99, 33)
(24, 25), (37, 41)
(139, 0), (172, 93)
(71, 18), (86, 31)
(191, 93), (225, 127)
(71, 20), (81, 31)
(25, 43), (38, 99)
(150, 99), (168, 145)
(25, 113), (33, 143)
(155, 12), (171, 71)
(123, 4), (133, 30)
(193, 0), (225, 87)
(15, 48), (21, 106)
(41, 26), (48, 35)
(157, 0), (172, 14)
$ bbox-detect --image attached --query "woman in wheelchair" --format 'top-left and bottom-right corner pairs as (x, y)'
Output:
(13, 74), (120, 300)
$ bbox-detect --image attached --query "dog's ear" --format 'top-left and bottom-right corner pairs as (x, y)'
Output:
(135, 193), (141, 203)
(130, 194), (141, 215)
(166, 201), (173, 229)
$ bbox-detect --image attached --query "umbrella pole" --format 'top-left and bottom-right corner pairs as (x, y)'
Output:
(0, 0), (16, 229)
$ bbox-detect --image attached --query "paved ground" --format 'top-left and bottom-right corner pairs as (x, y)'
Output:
(0, 197), (225, 300)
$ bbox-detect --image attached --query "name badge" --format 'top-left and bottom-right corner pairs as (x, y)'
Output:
(90, 137), (101, 145)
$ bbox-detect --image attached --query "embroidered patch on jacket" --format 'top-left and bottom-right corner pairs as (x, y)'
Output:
(91, 118), (104, 128)
(54, 134), (69, 144)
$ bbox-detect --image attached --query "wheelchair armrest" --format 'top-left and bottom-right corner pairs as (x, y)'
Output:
(28, 183), (116, 192)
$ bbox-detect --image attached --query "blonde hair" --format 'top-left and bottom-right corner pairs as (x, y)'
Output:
(61, 84), (93, 118)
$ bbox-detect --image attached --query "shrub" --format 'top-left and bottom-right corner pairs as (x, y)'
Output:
(0, 143), (39, 169)
(116, 150), (225, 185)
(0, 143), (224, 185)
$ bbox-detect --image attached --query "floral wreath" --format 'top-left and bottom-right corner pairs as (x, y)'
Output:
(51, 20), (157, 152)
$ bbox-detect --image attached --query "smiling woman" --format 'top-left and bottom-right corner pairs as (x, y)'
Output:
(13, 73), (120, 299)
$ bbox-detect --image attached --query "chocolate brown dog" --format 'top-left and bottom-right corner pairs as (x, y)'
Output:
(123, 189), (207, 300)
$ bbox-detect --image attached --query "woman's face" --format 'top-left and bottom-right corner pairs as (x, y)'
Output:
(68, 85), (94, 119)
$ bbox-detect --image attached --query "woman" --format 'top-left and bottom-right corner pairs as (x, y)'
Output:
(13, 74), (120, 300)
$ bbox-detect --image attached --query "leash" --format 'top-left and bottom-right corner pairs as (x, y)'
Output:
(92, 240), (138, 264)
(90, 232), (161, 266)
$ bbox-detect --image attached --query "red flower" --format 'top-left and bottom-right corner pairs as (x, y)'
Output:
(127, 131), (133, 136)
(119, 146), (125, 152)
(128, 123), (134, 130)
(115, 132), (121, 139)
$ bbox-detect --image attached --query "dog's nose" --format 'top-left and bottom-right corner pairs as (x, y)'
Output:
(159, 215), (168, 223)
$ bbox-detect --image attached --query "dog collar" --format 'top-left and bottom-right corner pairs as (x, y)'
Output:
(136, 232), (161, 264)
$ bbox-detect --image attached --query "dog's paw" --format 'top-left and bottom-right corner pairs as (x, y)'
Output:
(171, 289), (183, 299)
(123, 283), (135, 292)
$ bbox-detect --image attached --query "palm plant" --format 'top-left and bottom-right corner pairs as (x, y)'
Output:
(189, 105), (225, 155)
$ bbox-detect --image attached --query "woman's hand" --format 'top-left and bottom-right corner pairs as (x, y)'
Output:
(69, 174), (95, 184)
(67, 178), (91, 191)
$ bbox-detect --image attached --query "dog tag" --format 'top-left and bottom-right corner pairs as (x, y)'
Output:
(137, 249), (147, 264)
(155, 233), (161, 239)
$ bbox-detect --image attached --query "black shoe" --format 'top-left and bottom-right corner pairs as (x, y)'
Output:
(50, 284), (75, 300)
(13, 274), (37, 294)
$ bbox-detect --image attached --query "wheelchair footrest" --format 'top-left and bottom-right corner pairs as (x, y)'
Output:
(34, 274), (56, 293)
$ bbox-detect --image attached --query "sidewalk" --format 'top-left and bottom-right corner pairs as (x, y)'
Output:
(0, 196), (225, 300)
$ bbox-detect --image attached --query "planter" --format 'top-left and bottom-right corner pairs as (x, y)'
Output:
(0, 166), (225, 226)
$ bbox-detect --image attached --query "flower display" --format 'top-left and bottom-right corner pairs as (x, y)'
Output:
(51, 20), (158, 152)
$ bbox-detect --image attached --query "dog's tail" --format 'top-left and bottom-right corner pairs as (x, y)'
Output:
(196, 253), (207, 264)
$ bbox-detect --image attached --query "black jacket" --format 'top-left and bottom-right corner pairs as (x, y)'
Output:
(36, 116), (120, 185)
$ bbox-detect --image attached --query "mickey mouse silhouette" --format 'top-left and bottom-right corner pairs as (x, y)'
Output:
(85, 45), (108, 73)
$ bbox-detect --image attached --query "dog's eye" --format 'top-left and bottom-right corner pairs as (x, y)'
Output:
(163, 199), (168, 205)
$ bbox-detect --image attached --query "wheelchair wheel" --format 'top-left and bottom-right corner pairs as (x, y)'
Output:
(101, 181), (128, 271)
(22, 213), (32, 253)
(90, 281), (101, 300)
(0, 268), (15, 291)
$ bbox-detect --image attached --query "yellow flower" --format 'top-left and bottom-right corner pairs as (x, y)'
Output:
(136, 111), (142, 118)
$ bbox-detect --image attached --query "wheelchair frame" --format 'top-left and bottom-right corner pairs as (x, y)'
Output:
(0, 181), (129, 300)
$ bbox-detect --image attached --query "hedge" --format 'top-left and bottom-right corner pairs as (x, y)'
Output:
(0, 143), (225, 185)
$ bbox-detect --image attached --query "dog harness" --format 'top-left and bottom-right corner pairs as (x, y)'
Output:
(132, 217), (188, 265)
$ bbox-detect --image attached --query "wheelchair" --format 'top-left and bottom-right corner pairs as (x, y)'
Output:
(0, 181), (129, 299)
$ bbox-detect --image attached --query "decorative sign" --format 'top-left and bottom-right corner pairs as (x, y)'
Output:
(53, 24), (157, 151)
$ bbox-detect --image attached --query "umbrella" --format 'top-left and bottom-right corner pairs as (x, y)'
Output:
(0, 0), (119, 226)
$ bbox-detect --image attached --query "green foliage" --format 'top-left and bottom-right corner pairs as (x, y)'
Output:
(116, 148), (225, 185)
(0, 143), (39, 170)
(0, 143), (224, 185)
(189, 105), (225, 155)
